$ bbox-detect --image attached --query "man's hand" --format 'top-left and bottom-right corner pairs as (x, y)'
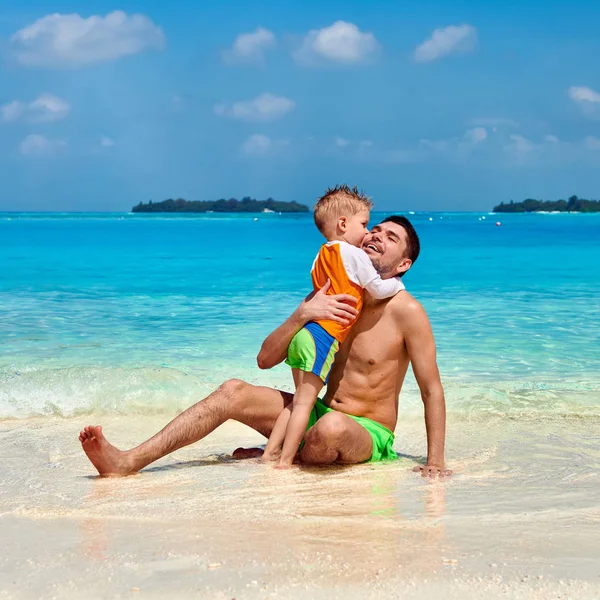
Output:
(256, 280), (358, 370)
(300, 280), (359, 325)
(412, 464), (452, 478)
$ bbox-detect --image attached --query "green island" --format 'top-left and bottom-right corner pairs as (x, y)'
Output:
(493, 195), (600, 213)
(132, 197), (309, 213)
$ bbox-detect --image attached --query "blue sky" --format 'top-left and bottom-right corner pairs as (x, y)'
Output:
(1, 0), (600, 211)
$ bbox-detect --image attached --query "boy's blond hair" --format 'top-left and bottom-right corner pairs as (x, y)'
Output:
(313, 185), (374, 237)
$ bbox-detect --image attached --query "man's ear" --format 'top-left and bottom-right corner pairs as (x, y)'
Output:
(395, 257), (412, 277)
(338, 216), (348, 232)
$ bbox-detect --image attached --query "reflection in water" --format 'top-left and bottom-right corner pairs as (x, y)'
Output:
(76, 456), (452, 584)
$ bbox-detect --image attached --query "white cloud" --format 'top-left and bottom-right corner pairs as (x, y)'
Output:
(214, 93), (295, 121)
(356, 140), (375, 158)
(335, 137), (350, 147)
(19, 134), (66, 156)
(422, 127), (487, 152)
(11, 11), (165, 68)
(241, 134), (272, 156)
(293, 21), (380, 65)
(506, 134), (535, 155)
(419, 138), (451, 152)
(1, 93), (70, 123)
(470, 117), (519, 129)
(1, 101), (23, 122)
(241, 134), (289, 157)
(503, 134), (600, 165)
(223, 27), (275, 65)
(414, 24), (477, 63)
(583, 136), (600, 150)
(100, 136), (115, 147)
(389, 127), (487, 164)
(387, 148), (422, 164)
(464, 127), (487, 143)
(389, 129), (600, 167)
(568, 86), (600, 103)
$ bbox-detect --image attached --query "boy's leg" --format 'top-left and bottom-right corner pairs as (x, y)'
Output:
(79, 379), (293, 476)
(262, 405), (291, 461)
(278, 370), (323, 467)
(263, 368), (311, 461)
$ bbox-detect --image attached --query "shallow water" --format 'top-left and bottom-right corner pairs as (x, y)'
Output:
(1, 210), (599, 596)
(1, 417), (599, 598)
(1, 211), (599, 419)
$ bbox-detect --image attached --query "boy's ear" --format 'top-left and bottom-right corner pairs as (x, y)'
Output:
(338, 216), (348, 232)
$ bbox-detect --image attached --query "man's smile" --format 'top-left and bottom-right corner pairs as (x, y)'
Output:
(363, 241), (382, 254)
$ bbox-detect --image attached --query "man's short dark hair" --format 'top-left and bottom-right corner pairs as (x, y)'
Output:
(381, 215), (420, 266)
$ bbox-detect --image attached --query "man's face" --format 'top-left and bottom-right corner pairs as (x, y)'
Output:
(362, 221), (412, 278)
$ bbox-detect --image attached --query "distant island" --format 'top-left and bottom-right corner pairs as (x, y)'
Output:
(132, 197), (309, 213)
(494, 195), (600, 213)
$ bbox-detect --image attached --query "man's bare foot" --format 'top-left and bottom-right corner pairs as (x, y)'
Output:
(79, 425), (135, 477)
(232, 447), (264, 460)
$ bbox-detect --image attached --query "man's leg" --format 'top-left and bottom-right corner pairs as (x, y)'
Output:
(79, 379), (292, 476)
(299, 411), (373, 465)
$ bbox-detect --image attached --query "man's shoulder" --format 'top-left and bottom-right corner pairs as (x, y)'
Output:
(387, 290), (428, 323)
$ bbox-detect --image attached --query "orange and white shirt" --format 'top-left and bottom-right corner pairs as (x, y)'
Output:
(310, 240), (405, 343)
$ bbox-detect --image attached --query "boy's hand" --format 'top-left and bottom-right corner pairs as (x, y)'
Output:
(301, 280), (359, 325)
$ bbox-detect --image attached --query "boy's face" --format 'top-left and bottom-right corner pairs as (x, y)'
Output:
(342, 210), (370, 246)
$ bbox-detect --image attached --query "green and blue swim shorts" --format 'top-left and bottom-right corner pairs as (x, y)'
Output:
(285, 321), (339, 383)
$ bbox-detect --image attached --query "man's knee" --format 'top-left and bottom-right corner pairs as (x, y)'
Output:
(308, 411), (351, 443)
(218, 379), (256, 414)
(219, 378), (246, 396)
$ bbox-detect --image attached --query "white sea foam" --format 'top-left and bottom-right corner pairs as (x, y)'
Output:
(1, 365), (599, 419)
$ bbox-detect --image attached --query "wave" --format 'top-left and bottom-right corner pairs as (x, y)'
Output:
(1, 366), (599, 420)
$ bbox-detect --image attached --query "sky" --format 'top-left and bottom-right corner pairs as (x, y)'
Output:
(1, 0), (600, 212)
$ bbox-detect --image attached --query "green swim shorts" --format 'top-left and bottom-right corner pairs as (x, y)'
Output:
(306, 400), (398, 463)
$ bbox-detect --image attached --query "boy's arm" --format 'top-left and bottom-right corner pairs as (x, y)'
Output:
(343, 245), (405, 299)
(364, 274), (405, 299)
(257, 281), (358, 369)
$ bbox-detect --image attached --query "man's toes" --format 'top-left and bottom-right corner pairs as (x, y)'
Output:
(90, 425), (103, 439)
(80, 427), (97, 442)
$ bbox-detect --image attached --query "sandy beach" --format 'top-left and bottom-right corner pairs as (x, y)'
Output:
(2, 413), (599, 599)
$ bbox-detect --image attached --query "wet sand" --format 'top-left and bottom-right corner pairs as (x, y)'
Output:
(1, 415), (599, 599)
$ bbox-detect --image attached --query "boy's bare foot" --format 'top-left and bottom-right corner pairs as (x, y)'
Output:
(79, 425), (135, 477)
(260, 451), (280, 463)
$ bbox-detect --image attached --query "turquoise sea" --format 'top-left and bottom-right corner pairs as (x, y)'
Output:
(1, 211), (599, 419)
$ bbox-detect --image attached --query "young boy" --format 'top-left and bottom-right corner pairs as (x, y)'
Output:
(263, 186), (405, 467)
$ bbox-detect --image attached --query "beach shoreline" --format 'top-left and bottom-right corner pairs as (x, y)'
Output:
(2, 415), (599, 599)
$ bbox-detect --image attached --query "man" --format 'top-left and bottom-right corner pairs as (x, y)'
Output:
(79, 208), (450, 478)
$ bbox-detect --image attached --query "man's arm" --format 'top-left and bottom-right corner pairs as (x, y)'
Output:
(400, 299), (451, 477)
(256, 281), (358, 370)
